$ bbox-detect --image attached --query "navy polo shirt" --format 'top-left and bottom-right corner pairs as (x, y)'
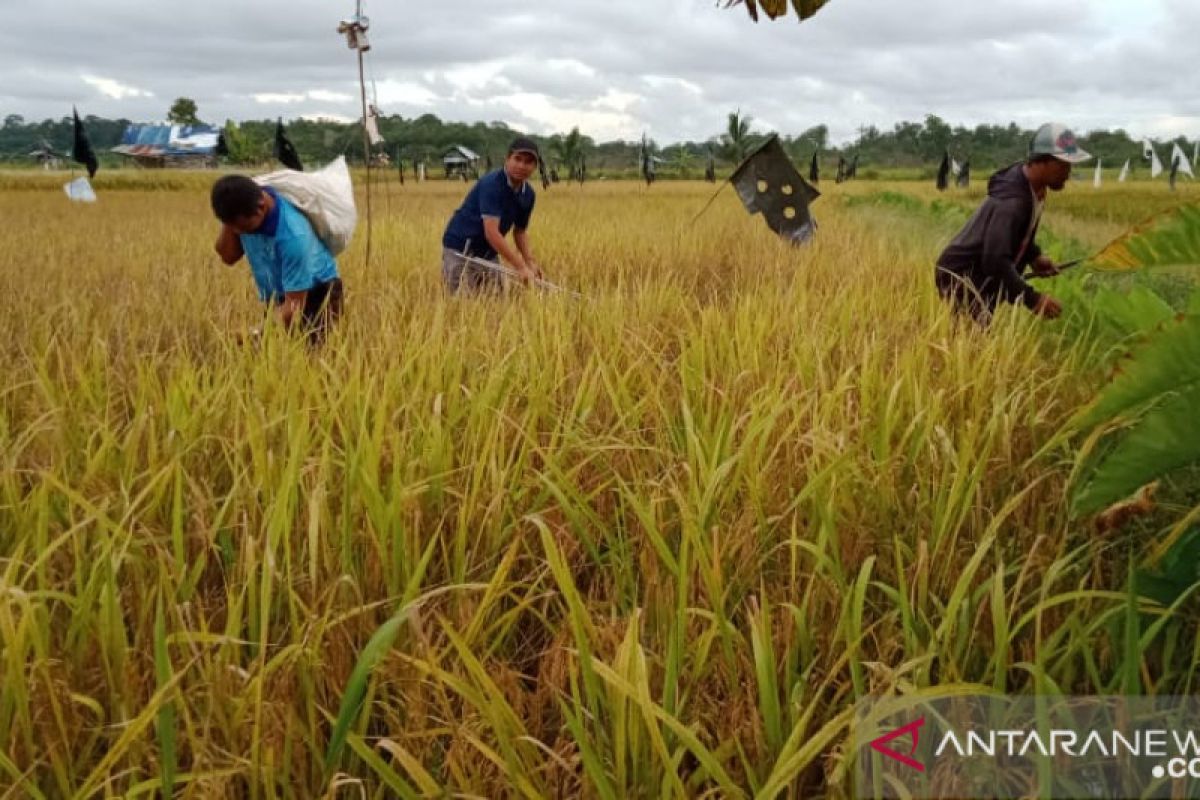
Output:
(442, 169), (536, 259)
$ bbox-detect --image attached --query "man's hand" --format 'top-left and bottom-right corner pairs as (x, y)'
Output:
(1033, 294), (1063, 319)
(279, 290), (308, 329)
(215, 224), (244, 266)
(1030, 255), (1059, 278)
(526, 259), (544, 280)
(515, 263), (538, 284)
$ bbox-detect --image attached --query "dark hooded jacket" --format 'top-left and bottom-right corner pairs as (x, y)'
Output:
(936, 163), (1043, 310)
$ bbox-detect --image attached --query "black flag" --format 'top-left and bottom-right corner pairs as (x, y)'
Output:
(274, 119), (303, 171)
(539, 155), (551, 190)
(809, 150), (820, 183)
(847, 153), (859, 180)
(641, 134), (656, 186)
(1170, 155), (1180, 191)
(835, 156), (846, 183)
(730, 135), (821, 246)
(705, 150), (717, 183)
(216, 131), (229, 157)
(72, 107), (98, 178)
(936, 151), (951, 191)
(956, 159), (971, 188)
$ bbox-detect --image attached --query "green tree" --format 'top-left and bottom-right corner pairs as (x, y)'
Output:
(167, 98), (201, 126)
(720, 110), (754, 163)
(220, 120), (267, 165)
(550, 127), (587, 179)
(667, 144), (694, 178)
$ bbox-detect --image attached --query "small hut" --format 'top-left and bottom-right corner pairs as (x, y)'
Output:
(442, 145), (480, 180)
(28, 140), (62, 170)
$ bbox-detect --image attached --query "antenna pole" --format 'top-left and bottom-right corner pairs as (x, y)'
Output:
(358, 47), (372, 269)
(339, 1), (373, 270)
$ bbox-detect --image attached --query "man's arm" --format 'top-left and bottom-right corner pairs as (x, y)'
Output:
(978, 205), (1042, 310)
(1023, 240), (1043, 268)
(215, 225), (244, 265)
(483, 217), (535, 280)
(279, 290), (308, 329)
(513, 228), (543, 279)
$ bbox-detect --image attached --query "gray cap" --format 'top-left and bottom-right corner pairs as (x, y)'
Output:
(1029, 123), (1092, 164)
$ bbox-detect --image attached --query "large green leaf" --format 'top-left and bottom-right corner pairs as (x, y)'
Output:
(1071, 314), (1200, 432)
(1090, 203), (1200, 271)
(1088, 285), (1177, 338)
(1073, 380), (1200, 516)
(725, 0), (831, 23)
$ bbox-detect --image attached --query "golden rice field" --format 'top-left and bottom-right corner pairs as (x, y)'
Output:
(0, 170), (1196, 798)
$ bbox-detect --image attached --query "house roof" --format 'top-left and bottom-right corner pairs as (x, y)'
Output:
(112, 123), (220, 158)
(442, 145), (480, 162)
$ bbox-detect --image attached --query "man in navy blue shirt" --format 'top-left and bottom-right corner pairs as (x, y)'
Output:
(441, 136), (542, 293)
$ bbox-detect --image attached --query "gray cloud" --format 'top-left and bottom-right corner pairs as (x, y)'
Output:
(1, 0), (1195, 143)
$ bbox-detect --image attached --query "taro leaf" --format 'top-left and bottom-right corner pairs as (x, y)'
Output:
(1090, 203), (1200, 271)
(1136, 526), (1200, 607)
(1071, 315), (1200, 517)
(1072, 380), (1200, 516)
(1088, 285), (1177, 338)
(1072, 314), (1200, 432)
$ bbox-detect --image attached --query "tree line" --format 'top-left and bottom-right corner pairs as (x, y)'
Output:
(1, 108), (1191, 179)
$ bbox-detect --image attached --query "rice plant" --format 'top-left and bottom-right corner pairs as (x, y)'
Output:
(0, 173), (1196, 797)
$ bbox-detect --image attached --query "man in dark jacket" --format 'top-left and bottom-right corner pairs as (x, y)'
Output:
(935, 123), (1091, 324)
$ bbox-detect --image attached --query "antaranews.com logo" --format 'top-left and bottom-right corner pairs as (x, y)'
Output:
(855, 696), (1200, 799)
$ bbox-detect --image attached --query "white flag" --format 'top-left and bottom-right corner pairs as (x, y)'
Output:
(365, 105), (384, 147)
(1118, 159), (1130, 182)
(63, 176), (97, 202)
(1093, 159), (1102, 188)
(1171, 142), (1194, 179)
(1146, 144), (1164, 178)
(950, 158), (962, 177)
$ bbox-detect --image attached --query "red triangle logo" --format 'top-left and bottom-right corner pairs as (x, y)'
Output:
(870, 717), (926, 772)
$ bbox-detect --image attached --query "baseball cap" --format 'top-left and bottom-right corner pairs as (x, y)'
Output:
(508, 136), (540, 158)
(1029, 123), (1092, 164)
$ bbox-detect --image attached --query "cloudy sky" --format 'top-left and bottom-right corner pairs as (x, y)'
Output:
(2, 0), (1197, 144)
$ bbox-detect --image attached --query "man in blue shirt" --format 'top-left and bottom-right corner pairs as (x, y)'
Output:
(441, 136), (543, 293)
(211, 175), (343, 344)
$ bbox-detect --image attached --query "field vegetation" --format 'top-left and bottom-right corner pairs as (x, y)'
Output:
(1, 171), (1197, 797)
